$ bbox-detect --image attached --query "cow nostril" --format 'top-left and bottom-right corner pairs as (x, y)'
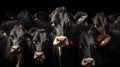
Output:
(12, 46), (20, 50)
(40, 53), (43, 56)
(17, 47), (20, 50)
(34, 52), (45, 59)
(84, 59), (92, 63)
(53, 36), (69, 46)
(57, 37), (66, 42)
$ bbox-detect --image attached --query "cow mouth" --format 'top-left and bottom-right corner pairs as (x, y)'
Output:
(10, 48), (21, 54)
(36, 56), (44, 64)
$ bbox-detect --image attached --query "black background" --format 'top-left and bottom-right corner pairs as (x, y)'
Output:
(0, 0), (119, 21)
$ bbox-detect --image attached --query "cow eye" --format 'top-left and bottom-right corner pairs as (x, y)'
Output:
(9, 36), (14, 39)
(32, 40), (37, 44)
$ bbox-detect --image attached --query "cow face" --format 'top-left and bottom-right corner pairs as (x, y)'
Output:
(77, 26), (98, 67)
(50, 6), (74, 47)
(9, 24), (26, 54)
(32, 28), (50, 64)
(92, 12), (111, 46)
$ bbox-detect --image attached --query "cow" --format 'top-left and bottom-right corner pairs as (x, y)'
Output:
(49, 6), (79, 67)
(31, 28), (53, 67)
(85, 12), (120, 67)
(0, 30), (17, 67)
(76, 25), (106, 67)
(73, 12), (113, 67)
(105, 13), (120, 66)
(93, 12), (120, 67)
(9, 24), (34, 67)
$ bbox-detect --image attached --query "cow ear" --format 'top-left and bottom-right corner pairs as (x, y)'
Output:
(97, 34), (111, 46)
(74, 12), (88, 24)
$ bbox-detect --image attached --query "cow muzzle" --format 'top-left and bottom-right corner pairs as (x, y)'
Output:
(11, 45), (21, 53)
(53, 36), (69, 47)
(81, 57), (95, 67)
(34, 51), (45, 64)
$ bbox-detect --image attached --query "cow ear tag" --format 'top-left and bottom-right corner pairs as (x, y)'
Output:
(97, 34), (111, 46)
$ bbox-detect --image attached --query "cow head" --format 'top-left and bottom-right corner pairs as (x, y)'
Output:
(9, 24), (26, 54)
(77, 26), (96, 67)
(92, 12), (111, 46)
(32, 28), (51, 64)
(50, 6), (75, 47)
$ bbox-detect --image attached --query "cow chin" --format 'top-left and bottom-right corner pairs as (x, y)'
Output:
(34, 55), (45, 64)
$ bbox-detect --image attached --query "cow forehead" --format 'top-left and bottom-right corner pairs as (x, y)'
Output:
(33, 29), (48, 41)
